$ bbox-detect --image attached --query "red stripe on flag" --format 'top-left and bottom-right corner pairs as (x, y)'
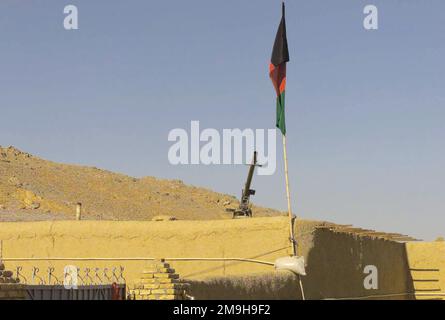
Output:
(269, 63), (287, 96)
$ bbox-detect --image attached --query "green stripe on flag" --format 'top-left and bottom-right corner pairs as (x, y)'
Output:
(276, 91), (286, 135)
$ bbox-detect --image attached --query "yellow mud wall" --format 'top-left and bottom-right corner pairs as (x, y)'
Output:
(187, 229), (417, 300)
(0, 217), (437, 300)
(0, 217), (294, 286)
(187, 271), (302, 300)
(405, 242), (445, 300)
(301, 229), (414, 300)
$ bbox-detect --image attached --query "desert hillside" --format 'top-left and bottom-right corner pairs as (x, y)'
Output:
(0, 146), (282, 221)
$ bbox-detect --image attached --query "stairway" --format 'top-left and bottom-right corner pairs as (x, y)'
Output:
(410, 268), (443, 300)
(406, 242), (445, 300)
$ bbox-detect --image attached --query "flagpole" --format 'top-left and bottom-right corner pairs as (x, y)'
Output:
(272, 0), (305, 300)
(282, 134), (296, 256)
(282, 133), (305, 300)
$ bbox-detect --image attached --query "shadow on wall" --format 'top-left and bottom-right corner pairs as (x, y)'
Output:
(300, 228), (414, 300)
(187, 228), (416, 300)
(187, 270), (302, 300)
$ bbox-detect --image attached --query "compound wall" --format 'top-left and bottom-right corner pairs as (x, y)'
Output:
(0, 217), (442, 299)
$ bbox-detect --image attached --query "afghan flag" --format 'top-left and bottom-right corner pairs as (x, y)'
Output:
(269, 2), (289, 135)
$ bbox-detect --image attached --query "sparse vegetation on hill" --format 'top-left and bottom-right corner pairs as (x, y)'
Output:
(0, 146), (282, 221)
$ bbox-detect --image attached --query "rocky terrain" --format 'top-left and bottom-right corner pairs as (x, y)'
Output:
(0, 146), (282, 221)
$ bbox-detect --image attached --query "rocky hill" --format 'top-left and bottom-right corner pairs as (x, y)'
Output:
(0, 146), (282, 221)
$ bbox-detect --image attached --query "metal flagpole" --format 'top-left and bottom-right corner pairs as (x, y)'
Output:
(282, 134), (306, 300)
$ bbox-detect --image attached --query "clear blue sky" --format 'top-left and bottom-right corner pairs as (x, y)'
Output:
(1, 1), (444, 240)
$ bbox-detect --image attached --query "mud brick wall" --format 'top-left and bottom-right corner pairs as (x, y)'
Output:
(0, 217), (295, 285)
(0, 284), (26, 300)
(0, 218), (442, 300)
(0, 262), (25, 300)
(128, 260), (189, 300)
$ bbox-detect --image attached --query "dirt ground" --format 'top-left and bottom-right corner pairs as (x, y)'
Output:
(0, 145), (282, 221)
